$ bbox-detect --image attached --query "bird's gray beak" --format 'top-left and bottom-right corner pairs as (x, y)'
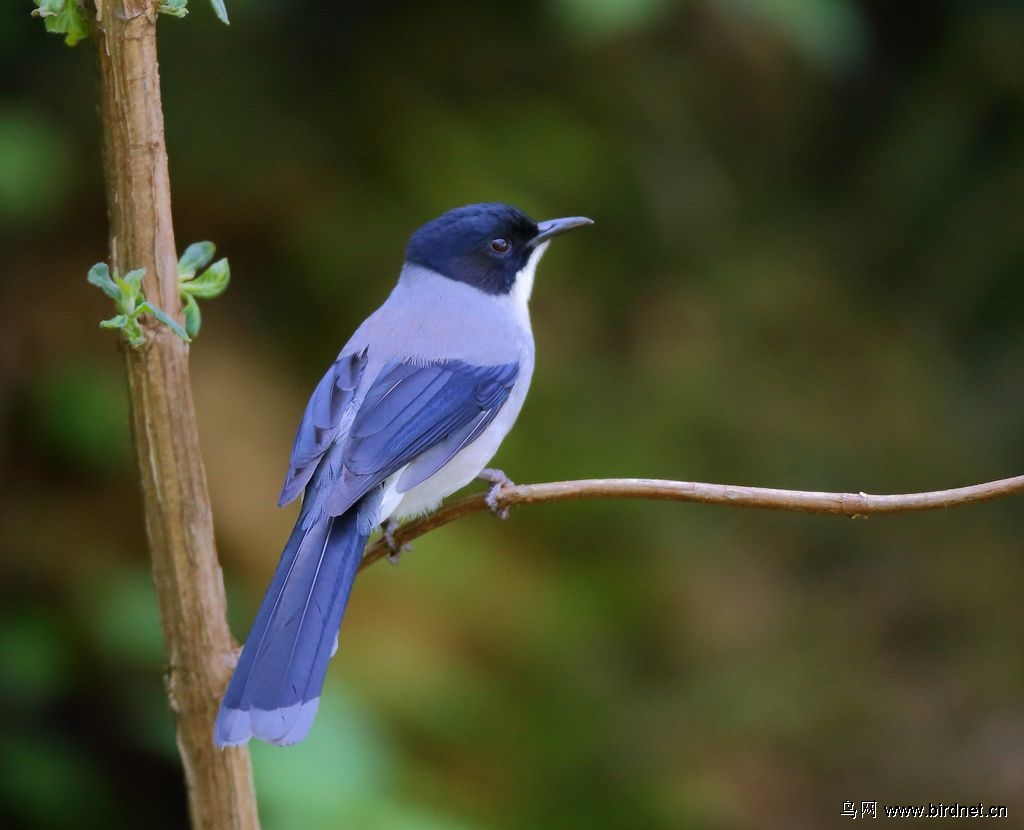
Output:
(528, 216), (594, 247)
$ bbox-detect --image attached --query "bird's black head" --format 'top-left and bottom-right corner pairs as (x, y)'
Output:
(405, 203), (592, 295)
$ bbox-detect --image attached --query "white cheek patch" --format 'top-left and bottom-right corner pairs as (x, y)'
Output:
(511, 242), (548, 312)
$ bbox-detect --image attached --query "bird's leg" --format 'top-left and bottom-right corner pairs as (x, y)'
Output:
(477, 468), (514, 520)
(381, 517), (411, 565)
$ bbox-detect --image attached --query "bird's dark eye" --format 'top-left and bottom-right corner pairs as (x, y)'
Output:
(489, 237), (511, 254)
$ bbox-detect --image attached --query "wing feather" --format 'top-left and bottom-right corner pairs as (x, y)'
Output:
(278, 350), (367, 506)
(324, 359), (519, 515)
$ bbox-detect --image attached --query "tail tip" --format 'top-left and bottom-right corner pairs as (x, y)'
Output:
(214, 698), (321, 748)
(214, 706), (253, 748)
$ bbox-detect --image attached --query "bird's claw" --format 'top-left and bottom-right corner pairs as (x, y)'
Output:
(478, 468), (514, 520)
(381, 518), (412, 565)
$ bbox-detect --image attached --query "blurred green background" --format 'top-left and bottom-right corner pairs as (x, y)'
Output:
(3, 0), (1024, 827)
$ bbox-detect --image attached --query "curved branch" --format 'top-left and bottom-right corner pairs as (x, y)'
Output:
(359, 474), (1024, 571)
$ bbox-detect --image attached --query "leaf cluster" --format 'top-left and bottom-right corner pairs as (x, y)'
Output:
(87, 263), (188, 348)
(176, 241), (230, 338)
(31, 0), (228, 47)
(31, 0), (89, 46)
(86, 241), (229, 347)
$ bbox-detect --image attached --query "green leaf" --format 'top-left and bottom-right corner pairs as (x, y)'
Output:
(86, 263), (121, 301)
(31, 0), (64, 18)
(178, 241), (216, 279)
(180, 258), (230, 299)
(121, 268), (146, 295)
(158, 0), (189, 18)
(34, 0), (91, 46)
(182, 293), (202, 338)
(98, 314), (129, 331)
(210, 0), (229, 25)
(139, 302), (191, 343)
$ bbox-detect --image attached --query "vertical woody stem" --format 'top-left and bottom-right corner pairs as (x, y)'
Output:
(93, 2), (259, 826)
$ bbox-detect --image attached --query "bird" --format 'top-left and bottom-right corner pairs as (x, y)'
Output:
(214, 202), (593, 747)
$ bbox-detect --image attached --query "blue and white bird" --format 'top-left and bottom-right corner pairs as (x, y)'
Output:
(215, 203), (592, 747)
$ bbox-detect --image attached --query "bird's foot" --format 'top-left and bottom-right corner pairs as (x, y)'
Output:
(477, 468), (514, 520)
(381, 518), (412, 565)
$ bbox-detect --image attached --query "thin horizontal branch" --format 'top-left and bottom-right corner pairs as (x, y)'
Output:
(359, 473), (1024, 571)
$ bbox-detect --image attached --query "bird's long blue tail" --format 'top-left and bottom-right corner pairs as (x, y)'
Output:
(214, 505), (368, 747)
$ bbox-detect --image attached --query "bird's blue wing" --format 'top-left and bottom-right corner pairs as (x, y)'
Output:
(323, 359), (519, 515)
(234, 355), (517, 746)
(278, 349), (367, 506)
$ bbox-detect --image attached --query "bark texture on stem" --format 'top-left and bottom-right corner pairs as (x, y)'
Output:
(93, 3), (259, 827)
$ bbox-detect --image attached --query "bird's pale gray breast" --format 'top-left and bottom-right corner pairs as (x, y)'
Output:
(345, 264), (534, 370)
